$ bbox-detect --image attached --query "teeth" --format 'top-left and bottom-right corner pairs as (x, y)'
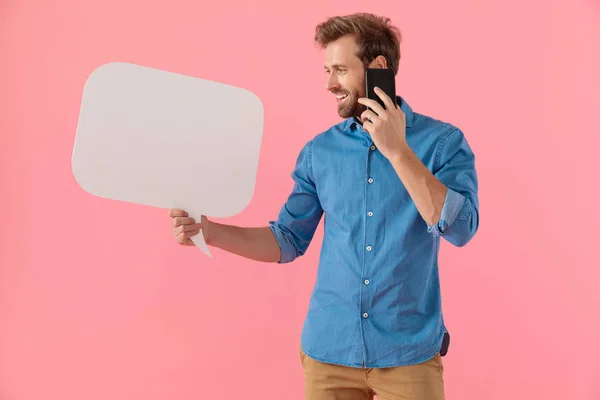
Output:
(336, 94), (348, 99)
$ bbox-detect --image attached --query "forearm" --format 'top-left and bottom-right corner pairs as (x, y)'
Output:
(206, 222), (282, 263)
(389, 146), (447, 226)
(385, 128), (478, 247)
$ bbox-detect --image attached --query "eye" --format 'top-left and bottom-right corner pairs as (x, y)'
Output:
(337, 69), (347, 75)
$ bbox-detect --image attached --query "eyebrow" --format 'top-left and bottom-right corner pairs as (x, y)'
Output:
(324, 64), (348, 70)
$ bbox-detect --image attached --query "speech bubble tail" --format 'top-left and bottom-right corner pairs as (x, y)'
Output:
(191, 229), (212, 257)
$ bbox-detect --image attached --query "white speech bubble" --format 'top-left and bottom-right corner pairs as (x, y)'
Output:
(71, 62), (264, 256)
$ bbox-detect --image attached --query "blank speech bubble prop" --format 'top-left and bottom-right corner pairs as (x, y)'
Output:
(72, 62), (264, 257)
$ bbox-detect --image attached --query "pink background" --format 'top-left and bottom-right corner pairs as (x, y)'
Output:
(1, 0), (599, 399)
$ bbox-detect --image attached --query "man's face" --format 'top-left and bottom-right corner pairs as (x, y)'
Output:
(323, 35), (369, 119)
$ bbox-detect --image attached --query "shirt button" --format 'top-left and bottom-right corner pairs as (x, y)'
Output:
(366, 245), (372, 251)
(364, 279), (370, 285)
(370, 145), (376, 151)
(368, 178), (374, 184)
(368, 211), (373, 217)
(363, 312), (369, 318)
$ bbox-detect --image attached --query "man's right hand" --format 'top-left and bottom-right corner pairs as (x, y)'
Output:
(169, 208), (208, 246)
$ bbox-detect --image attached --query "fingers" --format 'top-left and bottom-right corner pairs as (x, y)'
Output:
(172, 216), (196, 228)
(174, 223), (202, 245)
(357, 96), (386, 116)
(363, 119), (374, 134)
(169, 208), (202, 246)
(374, 87), (395, 111)
(360, 109), (378, 124)
(173, 221), (202, 236)
(396, 104), (407, 120)
(169, 208), (188, 218)
(175, 231), (198, 246)
(176, 222), (202, 232)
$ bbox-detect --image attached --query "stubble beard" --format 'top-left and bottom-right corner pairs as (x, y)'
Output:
(337, 87), (368, 119)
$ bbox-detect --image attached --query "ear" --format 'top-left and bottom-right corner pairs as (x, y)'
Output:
(368, 55), (388, 69)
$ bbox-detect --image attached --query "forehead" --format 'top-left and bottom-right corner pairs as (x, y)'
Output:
(323, 35), (362, 68)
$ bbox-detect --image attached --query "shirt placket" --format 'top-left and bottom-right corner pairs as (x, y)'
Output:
(359, 132), (378, 366)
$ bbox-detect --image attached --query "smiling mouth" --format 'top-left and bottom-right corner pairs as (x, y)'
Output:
(336, 94), (349, 103)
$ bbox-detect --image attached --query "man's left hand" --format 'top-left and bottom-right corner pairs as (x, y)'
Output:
(358, 87), (409, 161)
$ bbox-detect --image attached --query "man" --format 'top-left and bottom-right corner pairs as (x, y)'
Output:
(169, 12), (479, 400)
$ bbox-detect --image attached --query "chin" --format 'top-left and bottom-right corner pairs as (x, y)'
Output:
(338, 109), (351, 119)
(338, 104), (365, 119)
(337, 103), (356, 119)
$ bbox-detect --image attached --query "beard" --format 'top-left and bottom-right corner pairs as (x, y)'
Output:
(335, 86), (368, 119)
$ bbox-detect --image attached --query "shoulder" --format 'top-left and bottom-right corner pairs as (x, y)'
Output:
(414, 113), (476, 171)
(312, 119), (349, 143)
(413, 111), (470, 148)
(413, 112), (462, 138)
(291, 120), (344, 164)
(295, 119), (350, 156)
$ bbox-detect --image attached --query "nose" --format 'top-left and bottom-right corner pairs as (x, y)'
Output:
(325, 73), (339, 91)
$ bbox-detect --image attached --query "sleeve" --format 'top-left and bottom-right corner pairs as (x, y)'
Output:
(427, 127), (480, 247)
(269, 140), (324, 263)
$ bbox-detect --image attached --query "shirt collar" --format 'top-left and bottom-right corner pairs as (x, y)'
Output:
(343, 95), (413, 131)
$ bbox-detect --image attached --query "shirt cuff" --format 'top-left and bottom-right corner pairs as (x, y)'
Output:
(427, 187), (465, 236)
(268, 222), (298, 263)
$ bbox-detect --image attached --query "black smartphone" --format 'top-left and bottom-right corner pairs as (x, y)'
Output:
(365, 68), (397, 110)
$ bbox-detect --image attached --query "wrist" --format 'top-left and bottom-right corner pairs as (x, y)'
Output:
(203, 218), (215, 246)
(389, 143), (413, 163)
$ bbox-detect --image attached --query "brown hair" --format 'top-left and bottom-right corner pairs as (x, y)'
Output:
(314, 13), (402, 76)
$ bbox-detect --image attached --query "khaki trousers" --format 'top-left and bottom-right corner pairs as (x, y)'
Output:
(300, 348), (445, 400)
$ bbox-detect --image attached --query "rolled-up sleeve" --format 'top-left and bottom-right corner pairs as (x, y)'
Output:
(427, 128), (479, 247)
(269, 140), (324, 263)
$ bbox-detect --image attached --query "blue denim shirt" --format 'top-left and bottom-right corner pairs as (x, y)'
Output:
(269, 96), (479, 368)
